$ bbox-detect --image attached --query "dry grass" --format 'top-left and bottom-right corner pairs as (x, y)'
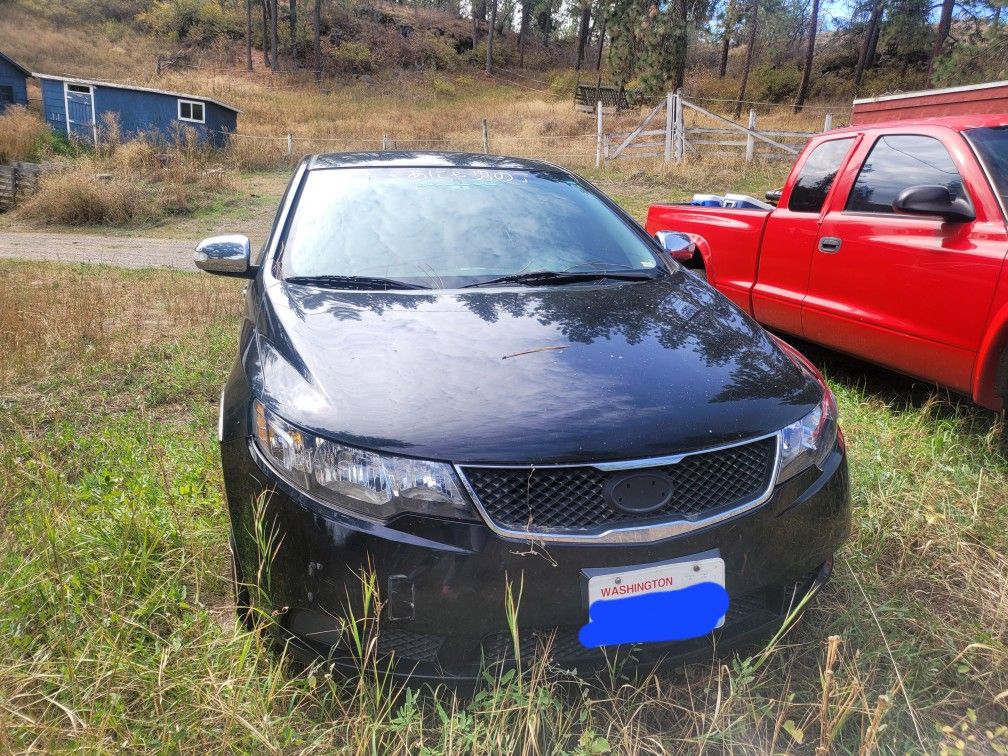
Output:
(0, 107), (53, 163)
(0, 3), (161, 81)
(15, 131), (237, 226)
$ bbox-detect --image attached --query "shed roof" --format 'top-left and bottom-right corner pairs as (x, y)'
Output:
(853, 80), (1008, 105)
(0, 51), (32, 77)
(33, 73), (241, 113)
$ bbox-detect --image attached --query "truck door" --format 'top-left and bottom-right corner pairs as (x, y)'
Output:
(803, 130), (1008, 393)
(752, 137), (855, 337)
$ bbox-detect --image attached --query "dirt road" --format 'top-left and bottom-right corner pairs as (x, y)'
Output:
(0, 231), (197, 270)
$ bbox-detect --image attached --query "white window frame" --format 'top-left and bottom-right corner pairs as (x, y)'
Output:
(177, 98), (205, 124)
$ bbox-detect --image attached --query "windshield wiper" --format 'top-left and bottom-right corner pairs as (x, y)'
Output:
(284, 275), (430, 290)
(462, 270), (659, 289)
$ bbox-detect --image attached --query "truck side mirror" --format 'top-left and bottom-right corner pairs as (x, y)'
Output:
(892, 185), (975, 223)
(654, 230), (696, 262)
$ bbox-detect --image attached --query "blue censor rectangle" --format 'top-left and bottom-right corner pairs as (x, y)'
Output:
(578, 581), (730, 648)
(579, 553), (728, 648)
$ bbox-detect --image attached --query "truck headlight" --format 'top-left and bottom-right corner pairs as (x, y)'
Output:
(252, 400), (477, 522)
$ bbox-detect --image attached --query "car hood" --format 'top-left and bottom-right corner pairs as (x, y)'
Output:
(251, 271), (820, 464)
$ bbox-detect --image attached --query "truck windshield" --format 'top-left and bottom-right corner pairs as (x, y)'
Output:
(280, 167), (661, 289)
(965, 127), (1008, 211)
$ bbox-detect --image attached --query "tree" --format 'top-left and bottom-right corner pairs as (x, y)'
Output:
(718, 0), (737, 76)
(289, 0), (297, 61)
(734, 0), (759, 118)
(594, 14), (606, 70)
(246, 0), (253, 71)
(794, 0), (820, 111)
(575, 0), (593, 70)
(270, 0), (279, 71)
(313, 0), (321, 82)
(671, 0), (688, 92)
(928, 0), (955, 77)
(260, 0), (271, 67)
(518, 0), (531, 64)
(854, 0), (882, 88)
(486, 0), (498, 72)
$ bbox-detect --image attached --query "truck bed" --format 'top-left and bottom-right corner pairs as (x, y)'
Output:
(645, 203), (771, 312)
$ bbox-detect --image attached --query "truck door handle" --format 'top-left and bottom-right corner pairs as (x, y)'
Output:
(818, 237), (842, 254)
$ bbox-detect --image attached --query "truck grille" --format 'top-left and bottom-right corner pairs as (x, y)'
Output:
(460, 436), (776, 535)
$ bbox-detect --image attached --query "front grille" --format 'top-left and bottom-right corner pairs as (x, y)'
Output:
(461, 437), (776, 535)
(375, 628), (443, 662)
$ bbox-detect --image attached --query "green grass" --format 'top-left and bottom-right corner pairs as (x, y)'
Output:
(0, 259), (1006, 753)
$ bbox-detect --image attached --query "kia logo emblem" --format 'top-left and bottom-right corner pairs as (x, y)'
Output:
(603, 471), (675, 515)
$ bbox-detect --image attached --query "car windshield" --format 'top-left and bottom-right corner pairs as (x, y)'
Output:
(964, 126), (1008, 212)
(279, 166), (661, 288)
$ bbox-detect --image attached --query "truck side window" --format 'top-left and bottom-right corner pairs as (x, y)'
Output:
(787, 138), (854, 213)
(846, 135), (967, 214)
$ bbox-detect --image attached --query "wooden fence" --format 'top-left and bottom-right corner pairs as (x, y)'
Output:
(597, 91), (834, 166)
(0, 162), (53, 211)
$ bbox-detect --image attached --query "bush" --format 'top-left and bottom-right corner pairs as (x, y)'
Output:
(420, 36), (462, 71)
(0, 107), (56, 163)
(752, 65), (802, 103)
(331, 40), (377, 74)
(467, 39), (514, 69)
(549, 70), (580, 100)
(137, 0), (241, 43)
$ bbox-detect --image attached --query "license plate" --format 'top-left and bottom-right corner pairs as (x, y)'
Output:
(579, 552), (728, 648)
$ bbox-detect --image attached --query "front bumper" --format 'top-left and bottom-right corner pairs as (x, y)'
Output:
(223, 437), (850, 682)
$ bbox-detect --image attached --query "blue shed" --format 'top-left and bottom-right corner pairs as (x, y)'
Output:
(0, 51), (30, 112)
(35, 74), (239, 148)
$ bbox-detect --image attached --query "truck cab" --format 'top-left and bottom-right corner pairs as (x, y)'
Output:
(646, 115), (1008, 410)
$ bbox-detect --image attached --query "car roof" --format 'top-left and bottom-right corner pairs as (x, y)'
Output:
(824, 112), (1008, 136)
(306, 151), (563, 172)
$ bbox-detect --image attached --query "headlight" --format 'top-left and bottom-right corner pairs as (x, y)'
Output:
(778, 384), (839, 483)
(252, 400), (477, 522)
(773, 336), (839, 483)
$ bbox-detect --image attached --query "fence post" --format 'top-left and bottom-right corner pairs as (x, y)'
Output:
(664, 92), (674, 163)
(482, 118), (489, 154)
(382, 134), (388, 150)
(286, 134), (293, 157)
(823, 113), (833, 132)
(745, 109), (756, 164)
(675, 89), (685, 162)
(595, 101), (603, 168)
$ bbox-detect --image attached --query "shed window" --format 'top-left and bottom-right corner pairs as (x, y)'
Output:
(67, 84), (91, 93)
(178, 99), (205, 124)
(0, 85), (13, 104)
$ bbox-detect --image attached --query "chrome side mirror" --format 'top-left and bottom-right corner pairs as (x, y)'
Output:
(195, 234), (252, 276)
(654, 230), (696, 262)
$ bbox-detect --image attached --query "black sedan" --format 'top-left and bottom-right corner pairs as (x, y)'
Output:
(197, 153), (850, 681)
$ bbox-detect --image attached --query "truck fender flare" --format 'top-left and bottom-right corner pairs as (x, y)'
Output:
(686, 233), (713, 279)
(972, 301), (1008, 411)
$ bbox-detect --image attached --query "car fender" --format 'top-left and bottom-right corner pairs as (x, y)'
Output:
(972, 299), (1008, 411)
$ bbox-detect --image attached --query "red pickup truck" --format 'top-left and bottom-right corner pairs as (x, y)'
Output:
(646, 114), (1008, 410)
